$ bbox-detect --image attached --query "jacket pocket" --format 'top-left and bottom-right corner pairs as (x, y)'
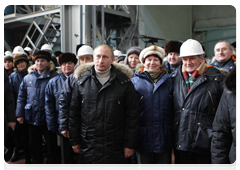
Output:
(193, 120), (212, 152)
(24, 103), (32, 122)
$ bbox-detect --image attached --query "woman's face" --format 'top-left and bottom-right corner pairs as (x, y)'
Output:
(17, 61), (28, 71)
(4, 60), (13, 69)
(128, 53), (140, 69)
(143, 55), (162, 71)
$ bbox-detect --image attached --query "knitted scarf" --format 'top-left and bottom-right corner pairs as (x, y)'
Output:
(182, 60), (208, 92)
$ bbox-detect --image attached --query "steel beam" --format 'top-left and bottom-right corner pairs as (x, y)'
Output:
(4, 7), (60, 24)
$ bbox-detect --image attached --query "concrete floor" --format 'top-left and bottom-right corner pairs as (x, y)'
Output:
(6, 155), (62, 170)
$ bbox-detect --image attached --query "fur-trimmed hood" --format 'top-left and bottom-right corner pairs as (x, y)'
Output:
(74, 62), (134, 80)
(27, 61), (56, 74)
(224, 65), (236, 92)
(135, 63), (168, 74)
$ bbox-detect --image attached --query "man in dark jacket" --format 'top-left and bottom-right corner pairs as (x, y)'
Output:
(211, 66), (236, 164)
(173, 39), (225, 164)
(16, 50), (59, 164)
(69, 44), (139, 164)
(164, 40), (182, 78)
(45, 52), (77, 163)
(211, 40), (235, 70)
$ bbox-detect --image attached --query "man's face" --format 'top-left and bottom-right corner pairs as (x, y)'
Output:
(214, 42), (233, 62)
(78, 55), (93, 65)
(35, 58), (50, 73)
(182, 55), (204, 74)
(61, 62), (75, 76)
(167, 52), (181, 68)
(93, 46), (113, 71)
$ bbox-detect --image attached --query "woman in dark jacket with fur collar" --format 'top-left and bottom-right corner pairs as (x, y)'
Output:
(211, 65), (236, 164)
(131, 45), (174, 164)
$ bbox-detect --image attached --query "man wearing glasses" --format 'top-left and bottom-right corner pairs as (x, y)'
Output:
(211, 40), (236, 70)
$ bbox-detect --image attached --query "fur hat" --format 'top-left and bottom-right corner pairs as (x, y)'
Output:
(58, 52), (77, 65)
(139, 45), (165, 64)
(34, 50), (51, 62)
(164, 40), (182, 55)
(4, 55), (13, 63)
(13, 54), (29, 68)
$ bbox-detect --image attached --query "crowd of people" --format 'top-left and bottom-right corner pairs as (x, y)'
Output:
(4, 38), (236, 164)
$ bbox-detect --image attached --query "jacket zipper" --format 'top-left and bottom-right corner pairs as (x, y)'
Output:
(139, 95), (144, 103)
(208, 91), (215, 112)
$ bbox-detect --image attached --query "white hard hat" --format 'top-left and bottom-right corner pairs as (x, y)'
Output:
(12, 46), (25, 55)
(41, 44), (53, 52)
(139, 45), (165, 64)
(113, 50), (122, 56)
(77, 45), (93, 58)
(24, 47), (32, 52)
(4, 51), (13, 57)
(179, 39), (204, 58)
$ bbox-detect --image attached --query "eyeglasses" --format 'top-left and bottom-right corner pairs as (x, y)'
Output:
(215, 48), (231, 52)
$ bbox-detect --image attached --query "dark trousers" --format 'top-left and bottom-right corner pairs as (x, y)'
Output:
(29, 124), (60, 164)
(174, 149), (211, 164)
(60, 135), (75, 164)
(135, 150), (171, 164)
(19, 123), (31, 163)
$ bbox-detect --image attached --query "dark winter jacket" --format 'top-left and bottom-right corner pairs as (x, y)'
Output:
(9, 70), (28, 103)
(211, 66), (236, 164)
(4, 70), (16, 142)
(45, 72), (67, 135)
(211, 57), (235, 71)
(164, 61), (182, 78)
(16, 62), (58, 126)
(131, 64), (174, 153)
(173, 66), (225, 154)
(58, 73), (76, 131)
(69, 62), (139, 164)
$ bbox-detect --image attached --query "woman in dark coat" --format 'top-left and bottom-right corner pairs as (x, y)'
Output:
(8, 54), (31, 163)
(4, 55), (14, 76)
(211, 65), (236, 164)
(131, 45), (174, 164)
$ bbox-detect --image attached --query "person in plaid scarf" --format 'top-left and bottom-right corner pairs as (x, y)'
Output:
(172, 39), (226, 164)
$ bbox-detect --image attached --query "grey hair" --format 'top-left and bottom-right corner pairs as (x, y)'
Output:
(214, 40), (233, 52)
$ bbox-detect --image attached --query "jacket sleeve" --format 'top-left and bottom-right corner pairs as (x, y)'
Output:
(4, 70), (15, 123)
(211, 91), (232, 164)
(59, 76), (75, 131)
(69, 82), (82, 146)
(45, 79), (58, 132)
(16, 78), (27, 118)
(123, 82), (139, 149)
(8, 74), (17, 105)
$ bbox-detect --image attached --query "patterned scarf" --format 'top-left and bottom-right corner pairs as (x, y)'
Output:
(182, 59), (208, 92)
